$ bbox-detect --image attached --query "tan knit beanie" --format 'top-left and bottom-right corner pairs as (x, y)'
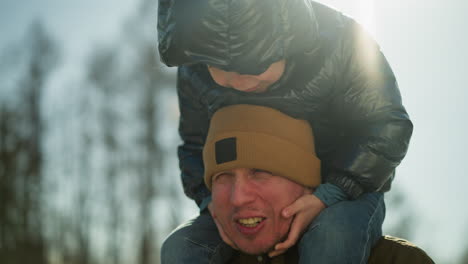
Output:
(203, 104), (321, 190)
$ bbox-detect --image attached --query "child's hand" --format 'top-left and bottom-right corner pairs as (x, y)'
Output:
(268, 192), (326, 258)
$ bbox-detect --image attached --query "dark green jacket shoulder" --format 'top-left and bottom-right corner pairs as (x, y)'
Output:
(229, 236), (434, 264)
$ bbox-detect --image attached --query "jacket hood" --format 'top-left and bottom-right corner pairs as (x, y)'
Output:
(158, 0), (320, 75)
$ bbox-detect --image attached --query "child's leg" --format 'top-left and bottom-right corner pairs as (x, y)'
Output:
(161, 211), (235, 264)
(298, 192), (385, 264)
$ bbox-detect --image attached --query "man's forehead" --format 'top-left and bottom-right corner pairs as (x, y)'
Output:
(213, 168), (307, 189)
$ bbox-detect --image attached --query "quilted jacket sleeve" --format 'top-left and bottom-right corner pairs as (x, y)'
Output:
(325, 21), (413, 199)
(177, 66), (211, 207)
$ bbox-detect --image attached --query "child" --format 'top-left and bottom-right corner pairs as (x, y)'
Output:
(158, 0), (413, 263)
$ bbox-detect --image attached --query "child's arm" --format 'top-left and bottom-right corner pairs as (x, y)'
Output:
(323, 20), (413, 199)
(177, 66), (212, 210)
(271, 20), (413, 256)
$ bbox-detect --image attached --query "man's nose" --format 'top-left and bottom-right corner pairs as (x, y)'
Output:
(230, 179), (256, 207)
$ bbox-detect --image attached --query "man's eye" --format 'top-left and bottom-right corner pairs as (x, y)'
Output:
(252, 168), (271, 174)
(213, 173), (232, 183)
(252, 169), (272, 177)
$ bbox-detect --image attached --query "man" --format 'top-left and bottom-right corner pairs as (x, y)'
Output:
(202, 104), (323, 258)
(162, 105), (432, 264)
(158, 0), (414, 263)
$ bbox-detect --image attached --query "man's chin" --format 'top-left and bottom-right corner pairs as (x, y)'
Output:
(234, 240), (276, 256)
(228, 224), (289, 255)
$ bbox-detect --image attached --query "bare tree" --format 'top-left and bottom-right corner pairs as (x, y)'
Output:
(0, 21), (59, 264)
(120, 0), (177, 262)
(1, 1), (183, 263)
(75, 83), (94, 264)
(87, 47), (124, 264)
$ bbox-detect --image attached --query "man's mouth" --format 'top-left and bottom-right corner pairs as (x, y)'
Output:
(237, 217), (265, 228)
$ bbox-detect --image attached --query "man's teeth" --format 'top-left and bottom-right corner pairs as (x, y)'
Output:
(238, 217), (264, 227)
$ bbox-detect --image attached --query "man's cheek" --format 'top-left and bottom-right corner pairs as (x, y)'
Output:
(212, 205), (230, 229)
(277, 217), (294, 238)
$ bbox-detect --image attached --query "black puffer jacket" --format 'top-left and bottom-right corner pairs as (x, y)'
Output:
(158, 0), (413, 206)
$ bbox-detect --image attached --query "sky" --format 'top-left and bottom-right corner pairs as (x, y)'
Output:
(1, 0), (467, 263)
(373, 0), (468, 259)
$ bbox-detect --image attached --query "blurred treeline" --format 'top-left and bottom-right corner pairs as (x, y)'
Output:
(0, 0), (466, 264)
(0, 0), (185, 263)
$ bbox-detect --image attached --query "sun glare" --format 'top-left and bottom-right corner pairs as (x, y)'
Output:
(358, 0), (376, 36)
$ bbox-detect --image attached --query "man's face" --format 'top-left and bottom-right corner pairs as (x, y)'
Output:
(207, 60), (286, 93)
(211, 168), (306, 255)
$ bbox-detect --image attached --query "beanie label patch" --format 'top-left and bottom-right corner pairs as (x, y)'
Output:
(215, 137), (237, 164)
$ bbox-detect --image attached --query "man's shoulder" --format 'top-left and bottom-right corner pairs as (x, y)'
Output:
(369, 236), (435, 264)
(229, 236), (434, 264)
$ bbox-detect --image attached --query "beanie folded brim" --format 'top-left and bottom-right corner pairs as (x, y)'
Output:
(204, 131), (321, 189)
